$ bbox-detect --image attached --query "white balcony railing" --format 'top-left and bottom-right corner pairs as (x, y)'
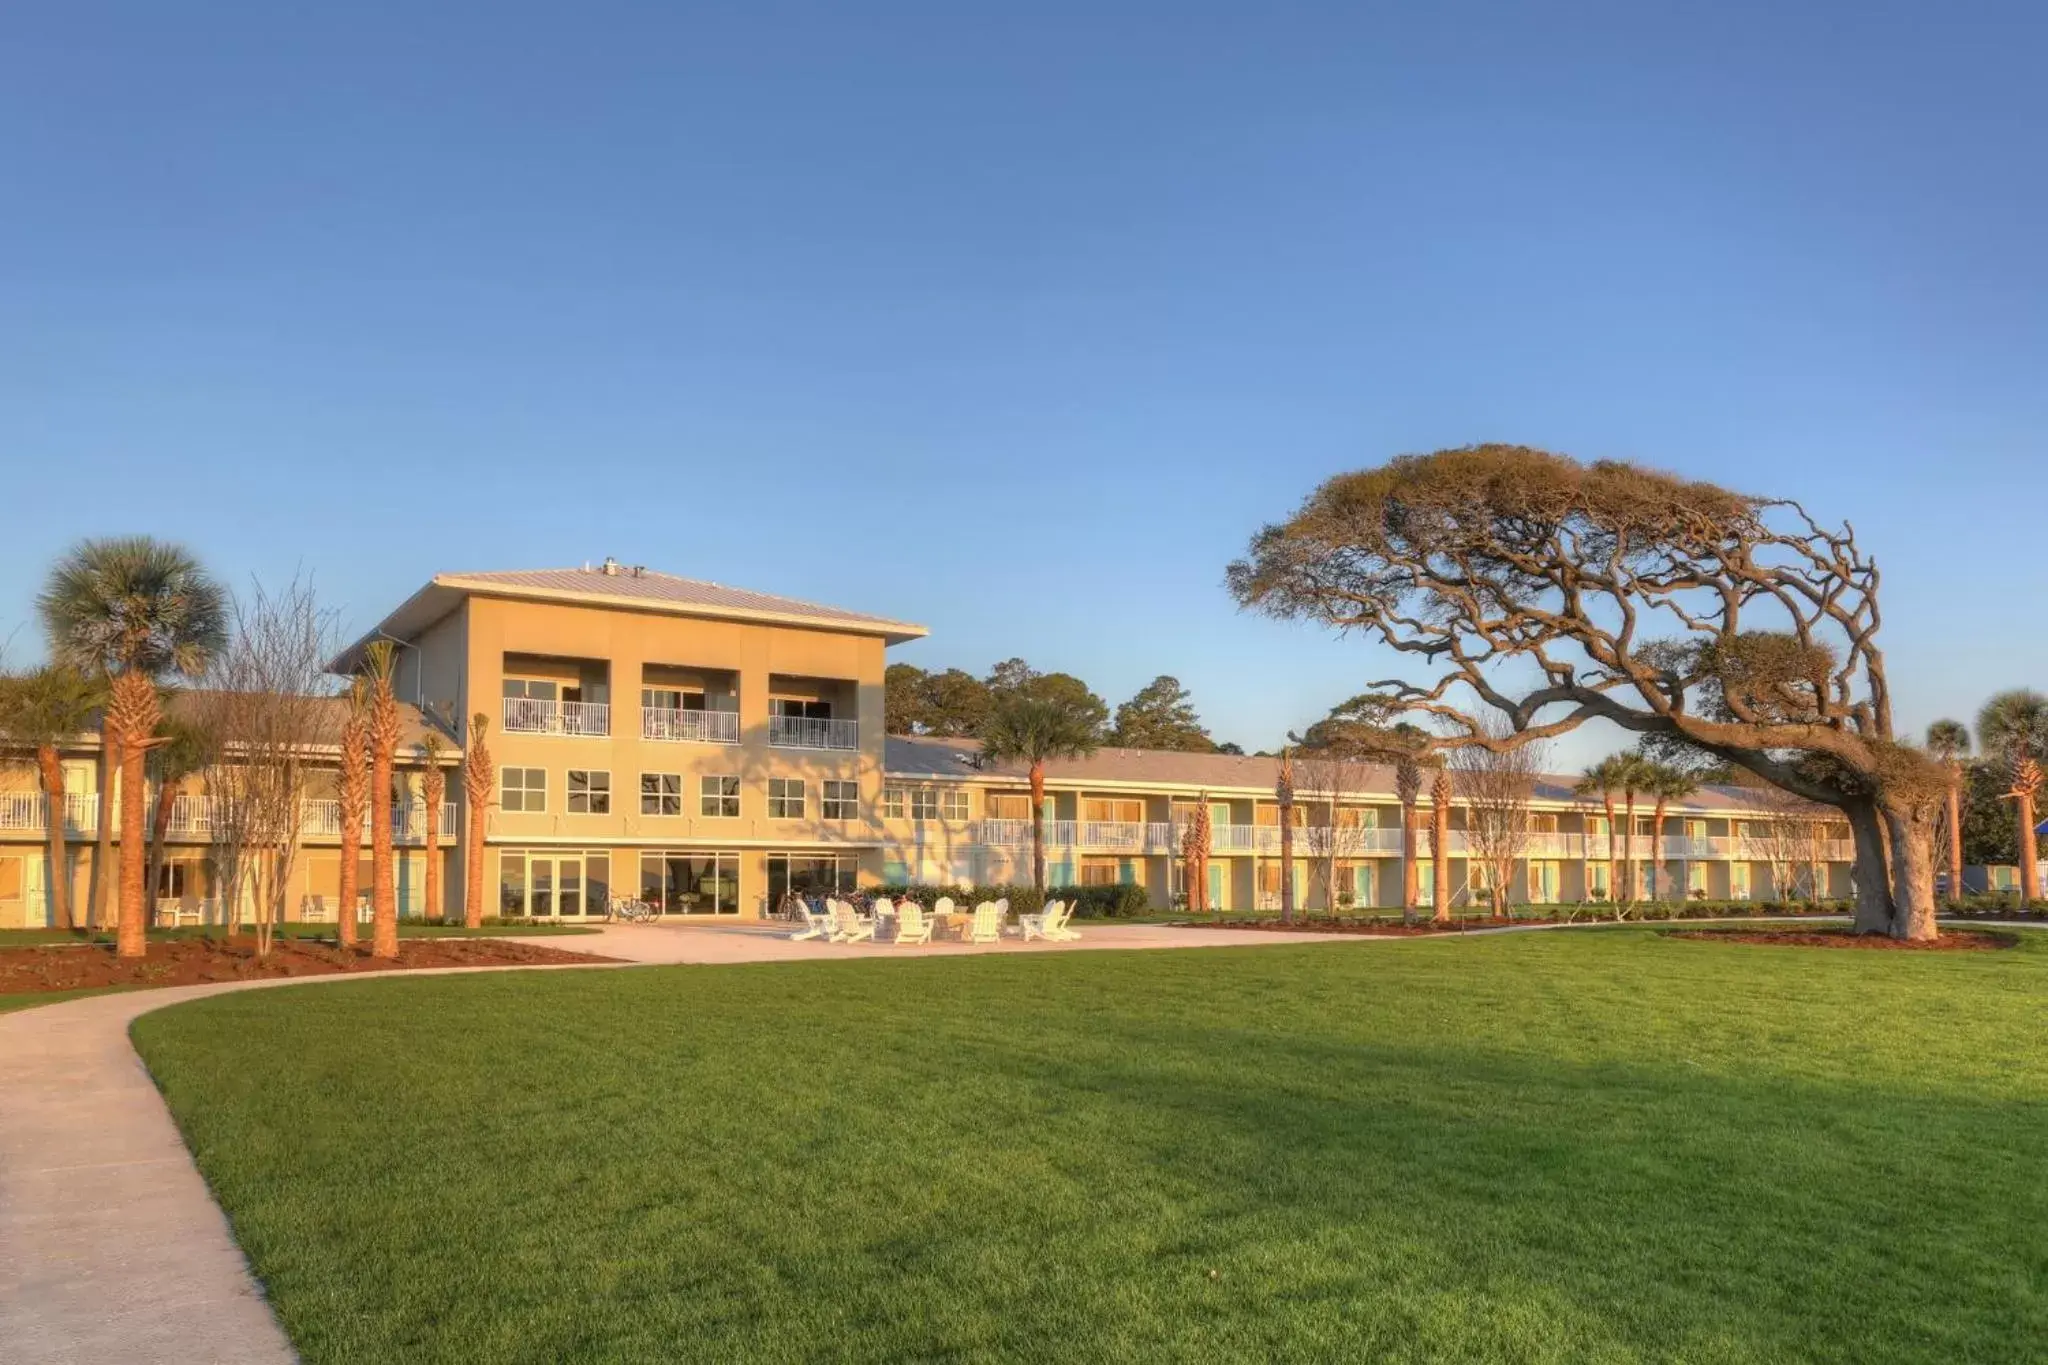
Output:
(502, 697), (610, 737)
(768, 714), (859, 751)
(642, 706), (740, 745)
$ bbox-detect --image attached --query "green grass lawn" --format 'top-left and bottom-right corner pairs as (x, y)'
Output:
(132, 929), (2048, 1363)
(0, 983), (142, 1015)
(0, 922), (599, 948)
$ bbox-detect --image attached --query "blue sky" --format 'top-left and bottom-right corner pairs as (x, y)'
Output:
(3, 0), (2042, 765)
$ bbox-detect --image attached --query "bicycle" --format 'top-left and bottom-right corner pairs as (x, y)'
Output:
(607, 896), (660, 923)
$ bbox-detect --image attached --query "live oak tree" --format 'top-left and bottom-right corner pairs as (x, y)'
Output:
(1229, 444), (1949, 940)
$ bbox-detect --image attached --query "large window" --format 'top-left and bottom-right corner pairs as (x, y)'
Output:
(700, 775), (740, 818)
(502, 767), (546, 813)
(1731, 863), (1753, 901)
(641, 773), (682, 816)
(910, 788), (939, 821)
(768, 854), (858, 908)
(881, 787), (907, 818)
(641, 851), (740, 915)
(642, 686), (705, 711)
(821, 780), (858, 820)
(498, 849), (611, 919)
(940, 788), (969, 820)
(568, 770), (611, 814)
(771, 697), (833, 719)
(988, 794), (1033, 821)
(768, 778), (806, 819)
(502, 678), (559, 702)
(1083, 799), (1143, 824)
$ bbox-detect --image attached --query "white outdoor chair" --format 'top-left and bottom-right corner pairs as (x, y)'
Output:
(789, 901), (833, 941)
(833, 900), (875, 945)
(969, 901), (1003, 944)
(1043, 901), (1081, 942)
(932, 895), (955, 917)
(1019, 899), (1062, 942)
(893, 902), (933, 946)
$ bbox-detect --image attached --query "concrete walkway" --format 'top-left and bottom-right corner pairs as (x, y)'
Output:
(0, 921), (1364, 1362)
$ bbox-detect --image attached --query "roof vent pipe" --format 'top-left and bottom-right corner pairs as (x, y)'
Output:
(601, 557), (620, 576)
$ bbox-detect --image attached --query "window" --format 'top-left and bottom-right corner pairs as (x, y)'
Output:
(940, 788), (969, 820)
(497, 849), (610, 918)
(1588, 862), (1612, 900)
(1731, 863), (1753, 901)
(910, 788), (939, 821)
(502, 767), (546, 813)
(881, 787), (907, 819)
(640, 773), (682, 816)
(1084, 799), (1144, 824)
(1530, 812), (1559, 834)
(988, 794), (1032, 821)
(1528, 861), (1561, 904)
(1687, 862), (1709, 898)
(771, 697), (833, 719)
(155, 862), (188, 898)
(700, 775), (740, 818)
(768, 778), (806, 819)
(642, 686), (706, 711)
(641, 851), (740, 915)
(502, 678), (559, 701)
(821, 780), (858, 820)
(1080, 858), (1122, 886)
(567, 770), (611, 814)
(768, 854), (858, 907)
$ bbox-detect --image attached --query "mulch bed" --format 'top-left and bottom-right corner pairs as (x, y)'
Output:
(1664, 927), (2017, 952)
(1185, 917), (1565, 936)
(0, 935), (618, 995)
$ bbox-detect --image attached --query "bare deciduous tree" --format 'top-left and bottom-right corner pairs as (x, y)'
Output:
(1735, 781), (1833, 904)
(196, 576), (338, 958)
(1292, 737), (1377, 914)
(1451, 720), (1549, 917)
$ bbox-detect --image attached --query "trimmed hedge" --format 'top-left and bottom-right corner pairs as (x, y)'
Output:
(872, 883), (1154, 919)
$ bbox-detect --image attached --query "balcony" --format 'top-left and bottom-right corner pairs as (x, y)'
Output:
(768, 715), (859, 751)
(642, 706), (740, 745)
(502, 697), (610, 737)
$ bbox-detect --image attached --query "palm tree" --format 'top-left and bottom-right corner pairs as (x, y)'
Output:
(1641, 759), (1700, 907)
(1575, 754), (1646, 918)
(38, 538), (226, 958)
(462, 714), (496, 928)
(144, 712), (211, 924)
(978, 693), (1101, 892)
(1925, 719), (1970, 904)
(335, 680), (370, 949)
(418, 733), (447, 922)
(0, 665), (102, 930)
(362, 642), (401, 958)
(1977, 690), (2048, 904)
(1429, 767), (1452, 923)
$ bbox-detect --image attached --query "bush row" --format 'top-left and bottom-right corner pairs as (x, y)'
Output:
(871, 883), (1154, 918)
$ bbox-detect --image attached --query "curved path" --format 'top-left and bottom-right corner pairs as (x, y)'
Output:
(0, 921), (1366, 1363)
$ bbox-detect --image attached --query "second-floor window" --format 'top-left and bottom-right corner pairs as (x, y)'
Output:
(568, 770), (611, 815)
(641, 773), (682, 816)
(821, 780), (858, 820)
(502, 767), (546, 813)
(771, 698), (833, 720)
(881, 787), (907, 818)
(910, 788), (939, 821)
(643, 687), (705, 711)
(503, 678), (559, 702)
(768, 778), (806, 819)
(940, 788), (968, 820)
(700, 775), (739, 818)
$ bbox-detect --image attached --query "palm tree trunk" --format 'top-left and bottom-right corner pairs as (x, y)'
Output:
(2019, 791), (2040, 906)
(1400, 798), (1418, 919)
(107, 673), (156, 959)
(1602, 796), (1618, 920)
(1622, 793), (1638, 914)
(90, 733), (115, 929)
(371, 746), (397, 958)
(36, 746), (71, 930)
(423, 817), (440, 923)
(1651, 802), (1668, 909)
(464, 806), (485, 929)
(337, 813), (360, 948)
(1028, 761), (1047, 893)
(1945, 770), (1964, 905)
(1431, 774), (1451, 924)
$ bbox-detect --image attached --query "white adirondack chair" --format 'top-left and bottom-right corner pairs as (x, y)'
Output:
(969, 901), (1003, 944)
(834, 899), (876, 945)
(1043, 901), (1080, 941)
(893, 902), (933, 946)
(789, 901), (833, 941)
(1019, 899), (1063, 942)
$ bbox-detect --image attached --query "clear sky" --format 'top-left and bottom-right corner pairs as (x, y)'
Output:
(3, 0), (2043, 765)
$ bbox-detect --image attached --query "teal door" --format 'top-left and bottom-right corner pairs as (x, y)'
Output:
(1351, 863), (1374, 908)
